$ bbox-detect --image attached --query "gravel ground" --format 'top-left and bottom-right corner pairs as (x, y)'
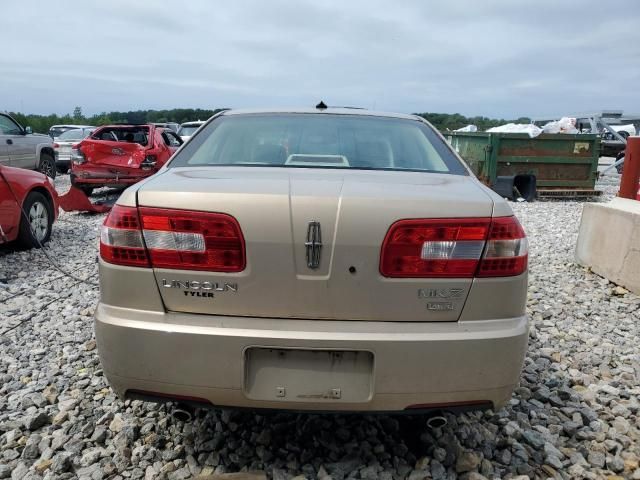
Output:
(0, 173), (639, 480)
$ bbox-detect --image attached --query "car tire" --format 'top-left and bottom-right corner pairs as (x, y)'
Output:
(57, 166), (70, 174)
(38, 153), (57, 179)
(17, 191), (54, 249)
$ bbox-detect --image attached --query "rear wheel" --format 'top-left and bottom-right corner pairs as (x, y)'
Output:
(17, 192), (54, 248)
(38, 153), (56, 179)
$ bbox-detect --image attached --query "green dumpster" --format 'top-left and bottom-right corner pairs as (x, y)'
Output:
(446, 132), (601, 199)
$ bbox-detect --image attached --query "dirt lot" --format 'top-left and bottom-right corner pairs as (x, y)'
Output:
(0, 174), (638, 480)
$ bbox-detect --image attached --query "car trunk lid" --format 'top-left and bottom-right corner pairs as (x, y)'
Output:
(80, 140), (148, 167)
(137, 167), (494, 321)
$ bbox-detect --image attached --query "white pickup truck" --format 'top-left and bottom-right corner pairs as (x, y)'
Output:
(0, 112), (56, 178)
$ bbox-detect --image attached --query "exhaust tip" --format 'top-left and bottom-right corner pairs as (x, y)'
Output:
(171, 405), (193, 423)
(426, 415), (448, 429)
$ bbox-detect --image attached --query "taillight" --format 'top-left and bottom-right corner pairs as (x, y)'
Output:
(100, 206), (149, 267)
(380, 218), (491, 278)
(380, 216), (527, 278)
(71, 146), (86, 165)
(477, 216), (528, 277)
(141, 155), (157, 170)
(100, 205), (246, 272)
(53, 143), (59, 149)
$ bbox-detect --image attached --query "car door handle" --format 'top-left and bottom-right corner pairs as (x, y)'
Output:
(6, 139), (12, 145)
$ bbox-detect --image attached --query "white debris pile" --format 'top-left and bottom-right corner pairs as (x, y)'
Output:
(481, 117), (579, 138)
(454, 124), (478, 132)
(487, 123), (543, 138)
(542, 117), (579, 134)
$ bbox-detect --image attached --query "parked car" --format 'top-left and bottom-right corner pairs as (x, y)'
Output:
(70, 124), (183, 195)
(600, 125), (637, 159)
(177, 120), (205, 141)
(151, 122), (179, 133)
(49, 124), (95, 140)
(53, 127), (96, 173)
(0, 112), (57, 178)
(0, 164), (58, 248)
(96, 108), (529, 414)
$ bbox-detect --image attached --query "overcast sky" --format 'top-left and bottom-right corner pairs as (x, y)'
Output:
(2, 0), (639, 118)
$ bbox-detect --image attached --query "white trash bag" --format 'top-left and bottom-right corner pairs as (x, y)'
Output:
(542, 117), (578, 134)
(486, 123), (543, 138)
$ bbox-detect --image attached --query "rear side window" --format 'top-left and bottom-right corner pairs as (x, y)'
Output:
(169, 114), (467, 175)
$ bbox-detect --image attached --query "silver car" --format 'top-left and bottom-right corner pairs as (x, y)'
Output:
(0, 112), (56, 178)
(49, 124), (95, 139)
(53, 127), (95, 173)
(177, 120), (205, 141)
(96, 108), (529, 413)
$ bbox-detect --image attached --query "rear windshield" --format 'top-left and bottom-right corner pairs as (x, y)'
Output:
(169, 114), (467, 175)
(91, 126), (150, 146)
(58, 129), (86, 141)
(49, 127), (74, 138)
(178, 125), (200, 136)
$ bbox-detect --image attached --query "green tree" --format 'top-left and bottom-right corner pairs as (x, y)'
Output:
(73, 106), (83, 122)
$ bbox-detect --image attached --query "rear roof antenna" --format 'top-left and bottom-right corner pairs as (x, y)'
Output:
(316, 101), (327, 110)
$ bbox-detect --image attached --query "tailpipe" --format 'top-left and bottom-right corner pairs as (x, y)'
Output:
(171, 404), (194, 422)
(426, 413), (448, 429)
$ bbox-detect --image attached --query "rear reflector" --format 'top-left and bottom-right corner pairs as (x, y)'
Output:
(100, 205), (245, 271)
(380, 216), (527, 278)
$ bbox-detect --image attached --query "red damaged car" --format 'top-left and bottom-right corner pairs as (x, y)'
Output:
(69, 124), (183, 195)
(0, 165), (58, 248)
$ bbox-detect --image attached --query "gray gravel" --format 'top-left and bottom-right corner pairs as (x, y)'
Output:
(1, 173), (639, 480)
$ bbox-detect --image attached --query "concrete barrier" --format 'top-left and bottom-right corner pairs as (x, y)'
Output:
(575, 197), (640, 294)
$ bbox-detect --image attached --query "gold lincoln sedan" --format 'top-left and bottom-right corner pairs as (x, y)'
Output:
(95, 107), (529, 413)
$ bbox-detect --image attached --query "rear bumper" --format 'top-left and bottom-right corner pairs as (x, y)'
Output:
(55, 151), (71, 165)
(70, 166), (156, 186)
(95, 304), (529, 412)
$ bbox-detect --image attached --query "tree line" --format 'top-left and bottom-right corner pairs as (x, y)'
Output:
(414, 112), (531, 131)
(8, 107), (227, 134)
(7, 107), (530, 134)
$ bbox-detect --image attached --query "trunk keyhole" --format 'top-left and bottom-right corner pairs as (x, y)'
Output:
(348, 266), (357, 274)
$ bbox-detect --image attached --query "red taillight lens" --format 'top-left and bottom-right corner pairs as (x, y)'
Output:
(380, 216), (528, 278)
(139, 207), (245, 272)
(380, 218), (491, 278)
(99, 206), (245, 272)
(100, 206), (149, 267)
(53, 143), (59, 148)
(477, 216), (528, 277)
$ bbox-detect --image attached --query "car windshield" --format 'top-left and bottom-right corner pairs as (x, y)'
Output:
(178, 125), (200, 136)
(58, 129), (87, 141)
(170, 114), (467, 175)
